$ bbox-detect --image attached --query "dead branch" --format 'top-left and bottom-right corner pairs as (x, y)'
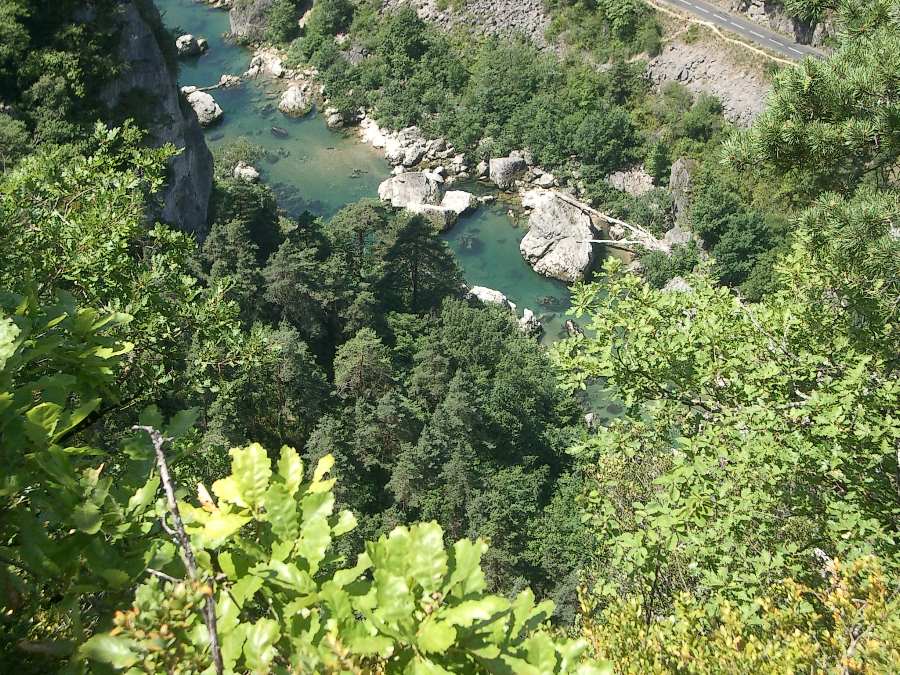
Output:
(133, 426), (224, 675)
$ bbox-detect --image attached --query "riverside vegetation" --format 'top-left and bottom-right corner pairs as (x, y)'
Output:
(0, 0), (898, 673)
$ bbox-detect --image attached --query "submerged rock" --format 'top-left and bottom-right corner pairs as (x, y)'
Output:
(377, 171), (445, 208)
(490, 156), (527, 190)
(278, 85), (312, 117)
(181, 87), (223, 127)
(519, 190), (599, 282)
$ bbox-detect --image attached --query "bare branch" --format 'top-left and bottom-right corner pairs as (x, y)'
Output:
(146, 568), (180, 584)
(133, 426), (223, 675)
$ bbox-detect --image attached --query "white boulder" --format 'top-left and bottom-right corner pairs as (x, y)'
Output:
(377, 172), (445, 208)
(233, 161), (260, 183)
(176, 34), (202, 57)
(440, 190), (477, 216)
(519, 189), (599, 282)
(467, 286), (516, 311)
(489, 156), (527, 190)
(181, 88), (223, 126)
(278, 85), (312, 117)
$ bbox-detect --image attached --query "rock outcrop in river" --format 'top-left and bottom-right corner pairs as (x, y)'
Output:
(101, 1), (213, 236)
(181, 87), (224, 127)
(378, 172), (445, 208)
(519, 190), (600, 282)
(377, 172), (477, 231)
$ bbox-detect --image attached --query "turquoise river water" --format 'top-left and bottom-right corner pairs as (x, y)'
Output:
(156, 0), (581, 342)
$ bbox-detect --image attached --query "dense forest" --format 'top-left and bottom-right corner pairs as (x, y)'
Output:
(0, 0), (898, 672)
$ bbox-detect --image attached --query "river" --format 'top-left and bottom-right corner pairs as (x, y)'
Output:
(156, 0), (586, 344)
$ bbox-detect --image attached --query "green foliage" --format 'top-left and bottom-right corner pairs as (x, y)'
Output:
(0, 0), (122, 147)
(333, 327), (394, 400)
(265, 0), (301, 44)
(689, 170), (788, 297)
(307, 299), (586, 608)
(640, 240), (702, 289)
(0, 112), (29, 170)
(0, 296), (163, 671)
(80, 441), (605, 673)
(723, 3), (900, 198)
(584, 556), (900, 673)
(0, 299), (602, 672)
(555, 243), (899, 613)
(545, 0), (662, 60)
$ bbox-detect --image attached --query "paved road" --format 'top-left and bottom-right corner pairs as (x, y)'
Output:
(656, 0), (826, 61)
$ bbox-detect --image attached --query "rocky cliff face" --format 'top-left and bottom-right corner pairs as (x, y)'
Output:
(646, 41), (770, 126)
(381, 0), (551, 48)
(712, 0), (833, 47)
(229, 0), (276, 41)
(101, 1), (213, 236)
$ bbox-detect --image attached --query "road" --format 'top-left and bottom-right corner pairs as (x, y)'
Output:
(655, 0), (826, 61)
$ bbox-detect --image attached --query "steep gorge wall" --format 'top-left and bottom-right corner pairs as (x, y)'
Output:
(101, 0), (214, 236)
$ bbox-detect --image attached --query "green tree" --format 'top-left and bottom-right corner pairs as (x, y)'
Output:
(265, 0), (300, 44)
(202, 218), (267, 322)
(333, 327), (394, 401)
(374, 212), (463, 314)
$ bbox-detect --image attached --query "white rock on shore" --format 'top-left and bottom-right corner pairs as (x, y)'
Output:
(278, 85), (312, 117)
(377, 171), (445, 208)
(467, 286), (516, 311)
(490, 156), (527, 190)
(441, 190), (478, 216)
(218, 74), (242, 88)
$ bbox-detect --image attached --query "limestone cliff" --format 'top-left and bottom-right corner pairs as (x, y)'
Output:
(229, 0), (276, 42)
(101, 0), (213, 236)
